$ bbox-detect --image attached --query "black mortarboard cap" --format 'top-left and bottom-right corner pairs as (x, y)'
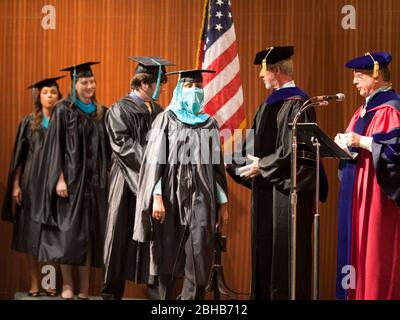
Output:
(129, 56), (175, 76)
(129, 56), (175, 100)
(254, 46), (294, 66)
(166, 69), (216, 83)
(60, 61), (100, 78)
(60, 61), (99, 103)
(26, 76), (64, 90)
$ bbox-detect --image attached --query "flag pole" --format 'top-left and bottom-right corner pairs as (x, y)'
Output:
(196, 0), (210, 68)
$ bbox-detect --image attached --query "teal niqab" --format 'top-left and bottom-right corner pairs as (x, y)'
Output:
(166, 79), (210, 125)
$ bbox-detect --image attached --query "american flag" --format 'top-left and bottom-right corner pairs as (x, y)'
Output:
(197, 0), (246, 142)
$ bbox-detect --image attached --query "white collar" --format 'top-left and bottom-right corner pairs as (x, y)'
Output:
(277, 80), (296, 90)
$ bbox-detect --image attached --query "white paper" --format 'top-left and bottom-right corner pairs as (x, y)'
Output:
(336, 133), (358, 159)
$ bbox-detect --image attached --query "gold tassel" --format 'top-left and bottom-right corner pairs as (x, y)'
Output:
(262, 47), (274, 72)
(262, 59), (267, 72)
(365, 52), (379, 79)
(372, 61), (379, 79)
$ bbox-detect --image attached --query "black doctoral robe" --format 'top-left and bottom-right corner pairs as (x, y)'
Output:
(227, 87), (328, 300)
(33, 99), (110, 267)
(133, 110), (227, 286)
(103, 96), (163, 285)
(2, 115), (48, 256)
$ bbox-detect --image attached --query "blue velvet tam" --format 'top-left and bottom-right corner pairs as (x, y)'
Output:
(345, 51), (392, 70)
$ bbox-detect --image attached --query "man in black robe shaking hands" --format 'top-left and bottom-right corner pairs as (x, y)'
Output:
(226, 46), (328, 300)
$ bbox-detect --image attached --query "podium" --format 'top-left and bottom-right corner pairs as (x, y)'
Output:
(295, 123), (355, 160)
(294, 122), (353, 299)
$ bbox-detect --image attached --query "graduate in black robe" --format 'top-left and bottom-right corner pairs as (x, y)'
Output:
(33, 62), (110, 300)
(1, 76), (63, 297)
(226, 47), (328, 300)
(102, 56), (175, 300)
(133, 69), (229, 300)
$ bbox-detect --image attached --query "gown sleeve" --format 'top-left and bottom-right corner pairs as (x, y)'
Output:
(371, 107), (400, 206)
(105, 102), (144, 194)
(133, 112), (169, 242)
(225, 121), (254, 190)
(1, 116), (31, 222)
(32, 104), (67, 226)
(211, 119), (229, 204)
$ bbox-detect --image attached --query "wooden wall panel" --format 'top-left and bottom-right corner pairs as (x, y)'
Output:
(0, 0), (399, 300)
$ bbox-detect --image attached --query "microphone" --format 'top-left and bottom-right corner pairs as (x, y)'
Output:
(311, 93), (345, 102)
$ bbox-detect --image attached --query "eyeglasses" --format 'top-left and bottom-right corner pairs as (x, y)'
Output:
(353, 73), (372, 82)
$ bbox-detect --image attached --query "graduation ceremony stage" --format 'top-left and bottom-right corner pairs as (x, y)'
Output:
(1, 0), (400, 302)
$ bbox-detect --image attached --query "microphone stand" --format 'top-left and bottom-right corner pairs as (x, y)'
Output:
(206, 226), (235, 300)
(312, 136), (320, 300)
(289, 100), (327, 300)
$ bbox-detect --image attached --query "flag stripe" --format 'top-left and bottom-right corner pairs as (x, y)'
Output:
(198, 0), (246, 142)
(204, 71), (242, 116)
(219, 104), (246, 131)
(203, 55), (240, 105)
(202, 41), (238, 83)
(203, 25), (236, 69)
(213, 86), (244, 126)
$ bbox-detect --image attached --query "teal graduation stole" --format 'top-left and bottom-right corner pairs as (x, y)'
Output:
(41, 115), (50, 129)
(75, 99), (96, 114)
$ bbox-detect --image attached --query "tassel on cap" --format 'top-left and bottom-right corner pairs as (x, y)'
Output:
(262, 47), (274, 72)
(365, 52), (379, 79)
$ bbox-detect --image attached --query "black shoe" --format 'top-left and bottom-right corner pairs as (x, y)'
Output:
(43, 289), (58, 297)
(28, 291), (40, 297)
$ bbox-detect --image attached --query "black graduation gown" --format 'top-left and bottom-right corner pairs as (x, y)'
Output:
(227, 88), (328, 300)
(133, 110), (227, 286)
(33, 99), (110, 267)
(1, 115), (47, 256)
(103, 96), (163, 284)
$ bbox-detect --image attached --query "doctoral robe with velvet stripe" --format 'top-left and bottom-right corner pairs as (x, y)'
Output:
(336, 89), (400, 300)
(226, 87), (328, 300)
